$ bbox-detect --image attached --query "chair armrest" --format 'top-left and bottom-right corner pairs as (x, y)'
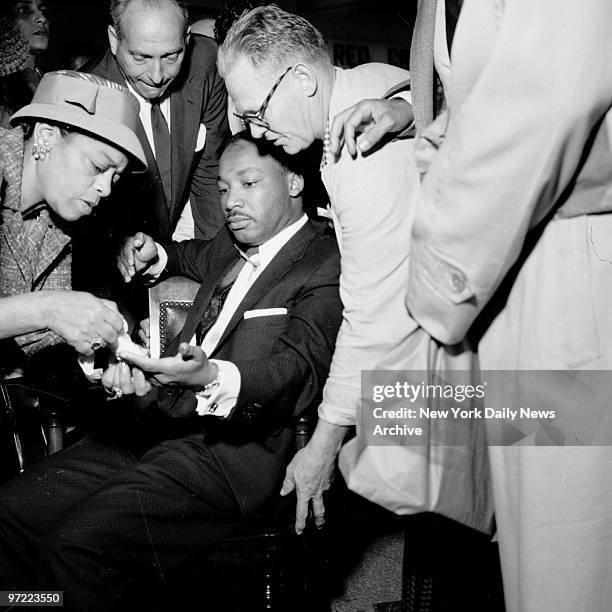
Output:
(148, 276), (200, 358)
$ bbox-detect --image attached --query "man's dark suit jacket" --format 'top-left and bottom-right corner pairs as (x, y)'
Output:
(86, 34), (229, 241)
(157, 219), (342, 517)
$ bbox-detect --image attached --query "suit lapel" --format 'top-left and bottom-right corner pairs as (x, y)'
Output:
(212, 222), (317, 354)
(410, 0), (437, 132)
(100, 54), (155, 167)
(93, 52), (171, 236)
(169, 41), (202, 227)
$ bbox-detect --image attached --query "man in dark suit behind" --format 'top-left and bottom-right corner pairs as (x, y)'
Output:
(73, 0), (229, 315)
(0, 132), (342, 610)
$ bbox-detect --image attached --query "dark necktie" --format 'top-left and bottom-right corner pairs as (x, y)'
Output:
(445, 0), (463, 53)
(195, 248), (259, 346)
(150, 100), (172, 206)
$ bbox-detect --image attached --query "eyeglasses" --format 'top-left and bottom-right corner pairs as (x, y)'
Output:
(233, 65), (292, 130)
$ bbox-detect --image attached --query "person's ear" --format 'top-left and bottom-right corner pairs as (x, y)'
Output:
(288, 172), (304, 198)
(31, 122), (60, 161)
(108, 25), (118, 56)
(34, 122), (61, 146)
(184, 26), (191, 46)
(293, 63), (317, 98)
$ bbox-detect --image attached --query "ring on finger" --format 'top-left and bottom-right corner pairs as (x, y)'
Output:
(90, 335), (104, 351)
(104, 386), (123, 400)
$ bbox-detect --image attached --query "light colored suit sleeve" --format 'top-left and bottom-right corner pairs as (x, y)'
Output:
(407, 0), (612, 344)
(319, 143), (421, 426)
(318, 64), (423, 426)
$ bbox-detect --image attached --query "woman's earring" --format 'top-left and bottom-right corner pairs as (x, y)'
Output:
(32, 141), (51, 161)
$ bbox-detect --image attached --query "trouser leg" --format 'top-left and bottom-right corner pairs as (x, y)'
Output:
(0, 435), (135, 589)
(38, 434), (242, 611)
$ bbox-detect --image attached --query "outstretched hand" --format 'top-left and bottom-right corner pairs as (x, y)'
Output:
(329, 98), (414, 156)
(42, 291), (124, 356)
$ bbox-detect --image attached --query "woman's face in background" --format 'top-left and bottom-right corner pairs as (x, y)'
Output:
(12, 0), (49, 55)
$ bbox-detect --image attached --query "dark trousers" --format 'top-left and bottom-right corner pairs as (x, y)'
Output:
(0, 429), (243, 611)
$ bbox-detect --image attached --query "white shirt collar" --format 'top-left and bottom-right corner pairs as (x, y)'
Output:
(237, 214), (308, 269)
(123, 79), (171, 150)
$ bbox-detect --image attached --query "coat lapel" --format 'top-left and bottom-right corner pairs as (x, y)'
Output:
(34, 214), (71, 282)
(169, 40), (202, 227)
(90, 52), (171, 236)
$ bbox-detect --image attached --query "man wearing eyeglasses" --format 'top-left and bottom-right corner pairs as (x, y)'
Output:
(217, 5), (466, 535)
(325, 1), (612, 611)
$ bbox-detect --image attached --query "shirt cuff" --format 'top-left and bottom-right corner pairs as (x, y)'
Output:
(389, 89), (412, 107)
(195, 359), (241, 418)
(318, 401), (356, 427)
(388, 92), (415, 138)
(144, 243), (168, 280)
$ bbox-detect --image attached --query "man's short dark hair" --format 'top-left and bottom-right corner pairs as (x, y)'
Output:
(224, 130), (306, 177)
(224, 131), (327, 218)
(110, 0), (189, 39)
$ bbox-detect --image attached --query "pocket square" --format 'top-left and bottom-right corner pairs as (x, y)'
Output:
(244, 308), (288, 319)
(195, 124), (207, 152)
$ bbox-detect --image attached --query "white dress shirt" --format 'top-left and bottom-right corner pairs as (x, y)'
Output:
(124, 80), (172, 155)
(148, 215), (308, 417)
(124, 80), (196, 240)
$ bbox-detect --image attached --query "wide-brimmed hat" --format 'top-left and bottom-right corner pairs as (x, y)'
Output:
(11, 70), (147, 170)
(0, 18), (30, 77)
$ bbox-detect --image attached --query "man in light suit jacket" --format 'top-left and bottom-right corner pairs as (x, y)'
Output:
(330, 1), (612, 610)
(0, 132), (342, 610)
(73, 0), (229, 313)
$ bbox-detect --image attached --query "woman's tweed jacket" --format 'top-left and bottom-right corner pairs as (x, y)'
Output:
(0, 126), (71, 359)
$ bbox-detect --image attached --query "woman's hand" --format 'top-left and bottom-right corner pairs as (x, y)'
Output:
(39, 291), (124, 355)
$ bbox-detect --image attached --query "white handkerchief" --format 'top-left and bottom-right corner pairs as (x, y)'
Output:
(195, 124), (207, 152)
(243, 308), (288, 319)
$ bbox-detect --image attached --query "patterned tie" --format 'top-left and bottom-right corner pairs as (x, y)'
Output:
(150, 100), (172, 206)
(195, 247), (259, 346)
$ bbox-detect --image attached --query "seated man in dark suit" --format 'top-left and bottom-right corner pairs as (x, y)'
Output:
(0, 132), (342, 611)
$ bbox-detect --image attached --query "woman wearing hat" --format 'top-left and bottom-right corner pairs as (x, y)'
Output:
(0, 70), (147, 363)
